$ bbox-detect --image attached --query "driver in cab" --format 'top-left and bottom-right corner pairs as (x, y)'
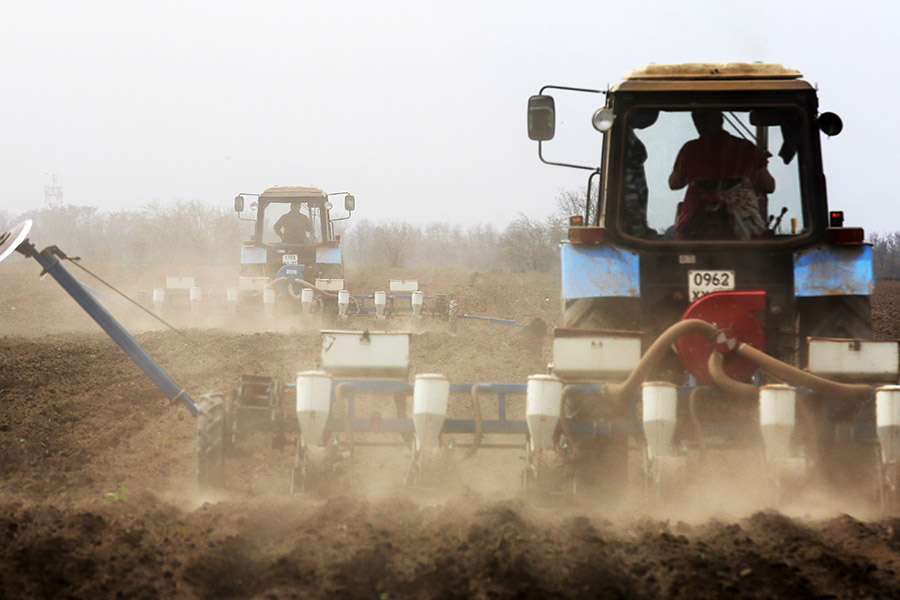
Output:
(668, 110), (775, 240)
(274, 202), (314, 244)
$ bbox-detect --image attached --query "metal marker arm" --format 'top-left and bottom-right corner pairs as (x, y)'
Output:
(16, 240), (199, 416)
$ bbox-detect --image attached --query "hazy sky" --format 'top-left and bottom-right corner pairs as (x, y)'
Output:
(2, 0), (898, 232)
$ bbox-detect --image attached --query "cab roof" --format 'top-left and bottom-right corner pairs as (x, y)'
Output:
(259, 186), (327, 202)
(614, 63), (812, 93)
(625, 63), (802, 80)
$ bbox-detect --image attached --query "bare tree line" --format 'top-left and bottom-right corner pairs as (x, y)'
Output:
(340, 189), (590, 270)
(0, 198), (572, 271)
(871, 232), (900, 280)
(0, 202), (244, 265)
(3, 196), (898, 278)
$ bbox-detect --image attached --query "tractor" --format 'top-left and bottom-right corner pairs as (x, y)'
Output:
(527, 63), (900, 507)
(232, 186), (355, 313)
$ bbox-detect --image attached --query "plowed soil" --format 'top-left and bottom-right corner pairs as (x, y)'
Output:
(2, 258), (900, 599)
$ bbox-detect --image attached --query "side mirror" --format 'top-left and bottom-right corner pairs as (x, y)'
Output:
(234, 196), (244, 212)
(818, 112), (843, 137)
(527, 95), (556, 141)
(344, 195), (355, 212)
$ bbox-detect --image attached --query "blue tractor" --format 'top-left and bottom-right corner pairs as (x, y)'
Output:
(526, 64), (899, 508)
(233, 186), (355, 311)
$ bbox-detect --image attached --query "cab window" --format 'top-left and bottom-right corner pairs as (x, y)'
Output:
(619, 108), (805, 241)
(262, 202), (323, 244)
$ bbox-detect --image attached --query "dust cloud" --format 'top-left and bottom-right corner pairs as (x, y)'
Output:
(3, 263), (900, 597)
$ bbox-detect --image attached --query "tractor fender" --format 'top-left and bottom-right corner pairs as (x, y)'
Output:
(316, 245), (343, 265)
(560, 242), (640, 300)
(794, 244), (873, 297)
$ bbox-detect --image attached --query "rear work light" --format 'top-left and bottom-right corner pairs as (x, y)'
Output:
(569, 215), (584, 227)
(829, 211), (844, 227)
(326, 240), (340, 247)
(825, 227), (865, 245)
(242, 240), (256, 247)
(568, 226), (606, 244)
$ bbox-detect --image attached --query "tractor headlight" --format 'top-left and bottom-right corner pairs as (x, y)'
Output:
(592, 108), (615, 133)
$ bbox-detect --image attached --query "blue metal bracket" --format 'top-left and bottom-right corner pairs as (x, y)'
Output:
(306, 380), (625, 437)
(16, 241), (199, 415)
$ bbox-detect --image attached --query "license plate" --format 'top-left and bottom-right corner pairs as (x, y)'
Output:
(688, 270), (735, 301)
(282, 254), (298, 265)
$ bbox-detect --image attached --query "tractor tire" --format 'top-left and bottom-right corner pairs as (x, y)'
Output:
(197, 393), (227, 490)
(563, 298), (639, 330)
(317, 263), (344, 280)
(797, 295), (872, 373)
(798, 296), (873, 493)
(798, 295), (872, 342)
(562, 302), (634, 504)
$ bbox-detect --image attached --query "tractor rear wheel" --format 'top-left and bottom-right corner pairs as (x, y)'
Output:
(317, 263), (344, 280)
(197, 393), (227, 490)
(798, 295), (873, 494)
(562, 298), (639, 330)
(798, 296), (872, 350)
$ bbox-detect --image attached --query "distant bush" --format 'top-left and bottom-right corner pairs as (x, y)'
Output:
(13, 201), (244, 265)
(871, 232), (900, 280)
(343, 220), (508, 270)
(1, 190), (580, 271)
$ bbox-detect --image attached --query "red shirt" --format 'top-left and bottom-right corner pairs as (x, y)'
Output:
(672, 131), (766, 182)
(673, 132), (767, 237)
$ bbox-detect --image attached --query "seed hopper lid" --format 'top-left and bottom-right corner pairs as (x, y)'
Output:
(0, 220), (32, 264)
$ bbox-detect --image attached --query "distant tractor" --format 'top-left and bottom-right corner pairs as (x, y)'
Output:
(233, 186), (355, 311)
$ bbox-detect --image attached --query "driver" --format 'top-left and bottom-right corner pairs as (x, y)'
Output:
(668, 110), (774, 240)
(274, 202), (314, 244)
(623, 109), (659, 238)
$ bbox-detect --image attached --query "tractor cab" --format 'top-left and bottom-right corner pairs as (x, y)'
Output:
(235, 186), (355, 282)
(529, 63), (850, 249)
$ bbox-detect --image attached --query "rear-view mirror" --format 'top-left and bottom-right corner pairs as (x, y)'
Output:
(234, 196), (244, 212)
(528, 95), (556, 141)
(344, 195), (356, 212)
